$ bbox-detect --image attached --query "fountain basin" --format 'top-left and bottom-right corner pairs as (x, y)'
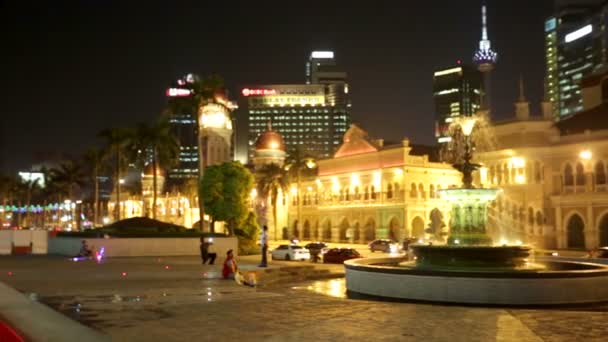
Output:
(345, 257), (608, 305)
(410, 245), (532, 270)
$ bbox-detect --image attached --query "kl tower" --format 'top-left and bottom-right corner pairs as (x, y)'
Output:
(473, 1), (498, 111)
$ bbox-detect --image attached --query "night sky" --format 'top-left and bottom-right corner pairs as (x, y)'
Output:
(0, 0), (554, 172)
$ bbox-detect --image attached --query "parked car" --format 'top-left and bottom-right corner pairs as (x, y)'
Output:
(593, 247), (608, 258)
(323, 248), (362, 264)
(271, 245), (310, 261)
(368, 239), (399, 253)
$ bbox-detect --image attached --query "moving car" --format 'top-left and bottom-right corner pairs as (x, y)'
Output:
(323, 248), (362, 264)
(271, 245), (310, 261)
(368, 239), (400, 253)
(593, 247), (608, 258)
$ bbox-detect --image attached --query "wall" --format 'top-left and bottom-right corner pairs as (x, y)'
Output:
(0, 230), (48, 255)
(48, 236), (238, 257)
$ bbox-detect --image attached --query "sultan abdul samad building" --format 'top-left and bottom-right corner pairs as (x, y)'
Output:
(262, 70), (608, 250)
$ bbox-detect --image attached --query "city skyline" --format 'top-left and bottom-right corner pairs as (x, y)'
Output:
(1, 0), (553, 172)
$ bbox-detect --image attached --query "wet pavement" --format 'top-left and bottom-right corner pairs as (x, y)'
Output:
(1, 255), (608, 341)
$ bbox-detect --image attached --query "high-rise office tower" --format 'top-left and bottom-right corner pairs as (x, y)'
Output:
(545, 1), (607, 120)
(433, 64), (483, 143)
(473, 2), (498, 110)
(165, 74), (199, 183)
(245, 51), (351, 160)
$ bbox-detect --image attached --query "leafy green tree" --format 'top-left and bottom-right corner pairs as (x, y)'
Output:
(127, 118), (179, 219)
(200, 161), (254, 235)
(256, 163), (289, 240)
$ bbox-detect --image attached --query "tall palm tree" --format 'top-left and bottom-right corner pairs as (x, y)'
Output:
(83, 148), (105, 226)
(128, 118), (179, 219)
(20, 178), (41, 227)
(50, 161), (87, 230)
(99, 127), (130, 220)
(257, 163), (289, 240)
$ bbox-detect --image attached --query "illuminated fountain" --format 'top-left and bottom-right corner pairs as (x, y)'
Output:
(345, 116), (608, 305)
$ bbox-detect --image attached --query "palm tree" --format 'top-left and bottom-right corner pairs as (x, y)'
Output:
(128, 118), (179, 219)
(257, 163), (289, 240)
(99, 127), (130, 220)
(50, 161), (87, 230)
(83, 148), (105, 226)
(20, 178), (41, 227)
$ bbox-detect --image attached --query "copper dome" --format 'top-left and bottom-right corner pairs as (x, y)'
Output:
(255, 128), (285, 151)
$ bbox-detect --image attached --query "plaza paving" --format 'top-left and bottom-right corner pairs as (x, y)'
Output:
(1, 255), (607, 341)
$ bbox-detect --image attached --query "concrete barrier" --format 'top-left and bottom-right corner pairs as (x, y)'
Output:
(0, 231), (12, 255)
(0, 282), (109, 342)
(31, 231), (47, 254)
(48, 236), (238, 258)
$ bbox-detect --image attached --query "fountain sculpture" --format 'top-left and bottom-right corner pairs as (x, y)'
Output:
(344, 116), (608, 305)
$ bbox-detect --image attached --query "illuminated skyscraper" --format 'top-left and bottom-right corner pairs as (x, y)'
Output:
(433, 64), (483, 143)
(245, 51), (351, 160)
(544, 1), (607, 119)
(472, 2), (498, 110)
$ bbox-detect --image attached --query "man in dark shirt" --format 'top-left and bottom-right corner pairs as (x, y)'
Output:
(200, 237), (217, 265)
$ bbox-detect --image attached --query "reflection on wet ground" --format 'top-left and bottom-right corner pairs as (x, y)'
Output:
(34, 279), (347, 330)
(291, 278), (347, 299)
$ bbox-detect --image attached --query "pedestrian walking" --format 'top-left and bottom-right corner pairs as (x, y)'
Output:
(259, 225), (268, 267)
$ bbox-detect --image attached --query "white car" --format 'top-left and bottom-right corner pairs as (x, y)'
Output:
(271, 245), (310, 261)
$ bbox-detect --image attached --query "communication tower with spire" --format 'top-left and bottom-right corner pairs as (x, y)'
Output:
(473, 1), (498, 110)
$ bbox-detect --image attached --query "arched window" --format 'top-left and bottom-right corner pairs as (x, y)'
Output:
(564, 163), (574, 186)
(567, 214), (586, 249)
(503, 163), (510, 184)
(418, 183), (425, 199)
(370, 185), (377, 200)
(528, 207), (534, 226)
(535, 211), (543, 226)
(576, 162), (585, 186)
(410, 183), (417, 198)
(345, 187), (350, 201)
(430, 184), (436, 199)
(596, 161), (606, 185)
(534, 161), (542, 183)
(354, 186), (360, 200)
(394, 183), (400, 198)
(386, 184), (393, 199)
(364, 186), (369, 200)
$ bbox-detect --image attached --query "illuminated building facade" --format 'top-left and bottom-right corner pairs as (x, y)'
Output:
(545, 1), (608, 119)
(246, 51), (350, 161)
(282, 124), (460, 243)
(245, 84), (349, 160)
(473, 71), (608, 249)
(433, 65), (483, 143)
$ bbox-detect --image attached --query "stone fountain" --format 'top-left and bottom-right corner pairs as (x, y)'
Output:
(344, 116), (608, 305)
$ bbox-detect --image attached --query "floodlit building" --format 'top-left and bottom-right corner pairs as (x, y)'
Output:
(283, 124), (461, 243)
(245, 50), (351, 161)
(474, 71), (608, 249)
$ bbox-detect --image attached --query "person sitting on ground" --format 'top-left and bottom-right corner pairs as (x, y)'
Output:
(78, 240), (93, 257)
(200, 237), (217, 265)
(222, 249), (238, 279)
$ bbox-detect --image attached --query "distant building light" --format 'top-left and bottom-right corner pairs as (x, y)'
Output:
(433, 67), (462, 77)
(311, 51), (334, 59)
(545, 18), (556, 32)
(166, 88), (192, 97)
(438, 137), (452, 143)
(579, 150), (592, 160)
(565, 24), (592, 43)
(241, 88), (277, 97)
